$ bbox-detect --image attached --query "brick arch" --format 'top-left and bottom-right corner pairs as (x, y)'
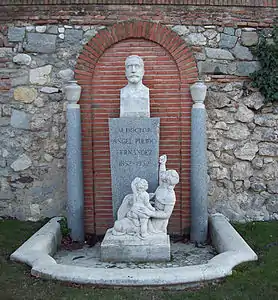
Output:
(75, 21), (198, 235)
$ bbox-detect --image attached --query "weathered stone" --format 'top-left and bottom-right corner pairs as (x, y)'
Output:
(214, 121), (229, 130)
(58, 27), (65, 33)
(259, 142), (278, 156)
(30, 115), (48, 131)
(267, 181), (278, 194)
(219, 33), (237, 49)
(210, 109), (235, 123)
(203, 29), (218, 40)
(236, 61), (260, 76)
(261, 106), (273, 114)
(252, 157), (263, 169)
(33, 97), (45, 108)
(208, 140), (222, 152)
(187, 33), (206, 46)
(231, 43), (253, 60)
(195, 52), (206, 61)
(198, 60), (228, 75)
(64, 29), (83, 44)
(266, 198), (278, 214)
(254, 115), (278, 127)
(35, 26), (47, 33)
(8, 27), (25, 42)
(172, 25), (190, 36)
(219, 153), (234, 165)
(30, 65), (52, 85)
(0, 117), (10, 127)
(47, 25), (58, 34)
(207, 151), (216, 162)
(205, 48), (234, 60)
(2, 104), (11, 117)
(225, 123), (250, 140)
(58, 34), (65, 39)
(24, 33), (57, 53)
(224, 27), (235, 36)
(234, 142), (258, 161)
(26, 26), (35, 32)
(209, 167), (229, 180)
(235, 29), (242, 37)
(11, 154), (32, 171)
(40, 87), (59, 94)
(262, 162), (278, 181)
(235, 104), (254, 123)
(11, 109), (30, 130)
(81, 28), (98, 44)
(241, 31), (258, 46)
(14, 87), (37, 103)
(57, 68), (74, 81)
(11, 73), (29, 87)
(264, 157), (273, 164)
(44, 153), (53, 162)
(0, 48), (13, 58)
(231, 161), (253, 181)
(252, 128), (278, 142)
(13, 53), (32, 65)
(242, 92), (264, 110)
(206, 92), (231, 109)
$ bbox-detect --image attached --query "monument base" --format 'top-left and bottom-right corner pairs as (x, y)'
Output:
(100, 229), (170, 262)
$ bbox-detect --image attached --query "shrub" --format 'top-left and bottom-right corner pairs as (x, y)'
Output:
(250, 26), (278, 102)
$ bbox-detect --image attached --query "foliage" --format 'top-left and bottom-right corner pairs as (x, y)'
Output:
(58, 217), (71, 237)
(250, 26), (278, 102)
(1, 219), (278, 299)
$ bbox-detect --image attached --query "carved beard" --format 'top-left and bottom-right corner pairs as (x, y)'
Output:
(127, 75), (142, 84)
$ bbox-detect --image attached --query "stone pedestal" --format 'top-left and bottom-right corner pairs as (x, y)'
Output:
(109, 117), (160, 218)
(101, 229), (170, 262)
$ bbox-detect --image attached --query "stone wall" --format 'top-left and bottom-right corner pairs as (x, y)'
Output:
(0, 19), (277, 226)
(0, 24), (103, 221)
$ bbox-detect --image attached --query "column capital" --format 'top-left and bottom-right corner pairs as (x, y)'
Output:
(190, 80), (207, 106)
(64, 80), (81, 104)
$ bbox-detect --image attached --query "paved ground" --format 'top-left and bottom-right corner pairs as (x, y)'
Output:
(54, 242), (217, 269)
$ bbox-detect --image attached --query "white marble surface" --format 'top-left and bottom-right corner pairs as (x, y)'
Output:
(120, 55), (150, 117)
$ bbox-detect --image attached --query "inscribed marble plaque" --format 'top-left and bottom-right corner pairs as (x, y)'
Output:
(109, 117), (160, 218)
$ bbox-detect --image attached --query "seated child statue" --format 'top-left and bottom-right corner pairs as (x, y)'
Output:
(126, 177), (155, 238)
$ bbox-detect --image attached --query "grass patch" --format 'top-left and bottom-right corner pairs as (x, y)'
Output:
(0, 219), (278, 300)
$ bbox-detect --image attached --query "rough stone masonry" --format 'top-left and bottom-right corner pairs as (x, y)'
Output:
(0, 23), (277, 224)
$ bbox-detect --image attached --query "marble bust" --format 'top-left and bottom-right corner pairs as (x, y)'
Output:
(120, 55), (150, 118)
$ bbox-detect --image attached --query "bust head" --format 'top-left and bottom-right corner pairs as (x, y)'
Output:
(125, 55), (144, 85)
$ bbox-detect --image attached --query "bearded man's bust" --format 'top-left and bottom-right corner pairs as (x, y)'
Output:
(120, 55), (150, 118)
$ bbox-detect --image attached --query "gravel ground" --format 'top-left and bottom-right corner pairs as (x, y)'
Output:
(54, 241), (217, 269)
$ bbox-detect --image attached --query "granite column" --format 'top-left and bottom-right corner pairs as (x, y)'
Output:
(190, 81), (208, 244)
(65, 81), (84, 242)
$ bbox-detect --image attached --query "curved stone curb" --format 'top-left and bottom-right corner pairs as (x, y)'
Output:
(10, 214), (257, 287)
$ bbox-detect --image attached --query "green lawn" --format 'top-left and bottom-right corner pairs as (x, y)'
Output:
(0, 219), (278, 300)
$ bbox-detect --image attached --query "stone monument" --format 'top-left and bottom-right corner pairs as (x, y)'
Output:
(101, 56), (179, 262)
(101, 154), (179, 262)
(109, 55), (160, 218)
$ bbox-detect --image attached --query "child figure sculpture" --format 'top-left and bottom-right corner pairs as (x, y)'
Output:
(126, 177), (155, 238)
